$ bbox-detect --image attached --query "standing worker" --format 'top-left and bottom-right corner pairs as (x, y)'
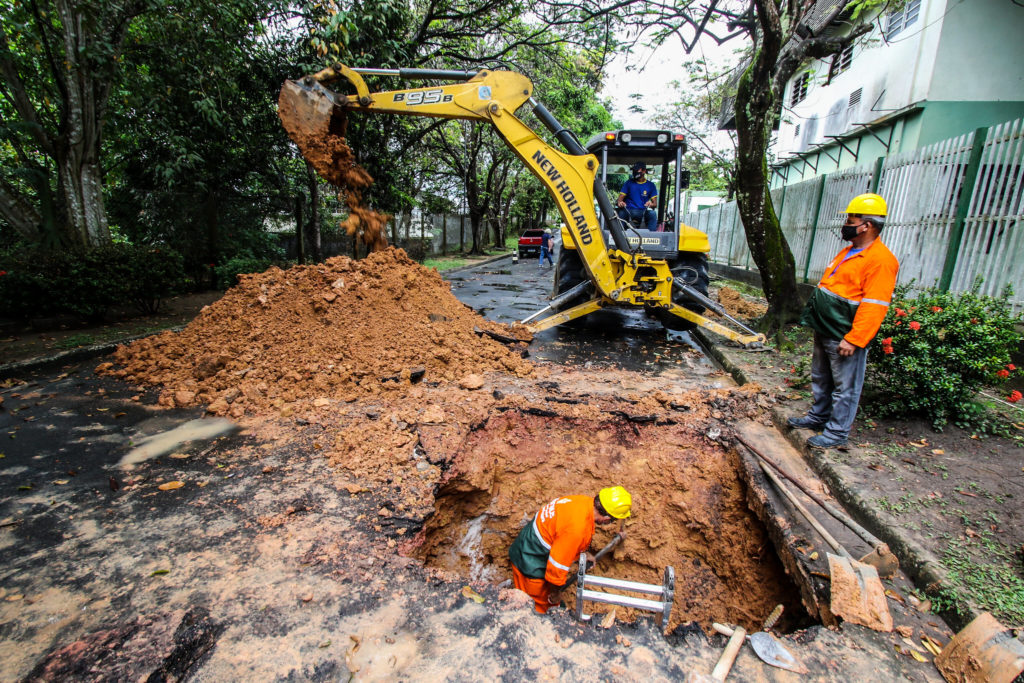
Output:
(508, 486), (632, 614)
(539, 228), (554, 268)
(788, 193), (900, 448)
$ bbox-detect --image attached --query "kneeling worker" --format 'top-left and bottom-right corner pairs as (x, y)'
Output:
(508, 486), (632, 613)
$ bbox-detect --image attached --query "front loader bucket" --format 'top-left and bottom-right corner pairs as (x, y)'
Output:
(278, 79), (371, 189)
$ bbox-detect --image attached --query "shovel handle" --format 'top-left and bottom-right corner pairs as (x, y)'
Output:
(711, 626), (747, 681)
(563, 532), (622, 589)
(757, 460), (850, 558)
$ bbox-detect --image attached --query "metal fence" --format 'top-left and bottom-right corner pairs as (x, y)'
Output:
(683, 117), (1024, 310)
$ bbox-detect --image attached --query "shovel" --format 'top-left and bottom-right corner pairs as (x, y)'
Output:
(712, 622), (808, 675)
(755, 458), (893, 632)
(736, 434), (899, 578)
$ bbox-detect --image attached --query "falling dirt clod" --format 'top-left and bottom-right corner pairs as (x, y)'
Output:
(278, 79), (388, 252)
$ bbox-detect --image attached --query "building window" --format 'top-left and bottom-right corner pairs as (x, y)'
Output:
(791, 72), (810, 106)
(828, 44), (854, 82)
(886, 0), (921, 39)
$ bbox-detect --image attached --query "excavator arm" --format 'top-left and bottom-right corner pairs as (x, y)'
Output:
(281, 65), (628, 299)
(279, 64), (766, 347)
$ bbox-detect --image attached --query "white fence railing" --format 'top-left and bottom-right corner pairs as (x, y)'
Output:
(684, 117), (1024, 310)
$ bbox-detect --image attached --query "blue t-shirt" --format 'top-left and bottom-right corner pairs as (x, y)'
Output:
(620, 179), (657, 211)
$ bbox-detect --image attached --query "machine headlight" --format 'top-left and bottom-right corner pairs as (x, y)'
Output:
(656, 133), (668, 144)
(620, 133), (632, 143)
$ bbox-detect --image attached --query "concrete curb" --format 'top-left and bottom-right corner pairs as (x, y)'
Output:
(699, 328), (982, 632)
(0, 326), (183, 380)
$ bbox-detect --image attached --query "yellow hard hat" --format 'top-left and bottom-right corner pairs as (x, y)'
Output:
(599, 486), (632, 519)
(844, 193), (887, 217)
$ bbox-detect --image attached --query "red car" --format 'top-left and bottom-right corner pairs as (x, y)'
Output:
(517, 228), (544, 259)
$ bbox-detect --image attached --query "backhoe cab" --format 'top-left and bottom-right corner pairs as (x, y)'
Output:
(278, 65), (765, 347)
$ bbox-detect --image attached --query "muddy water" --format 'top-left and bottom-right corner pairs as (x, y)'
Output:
(416, 412), (804, 632)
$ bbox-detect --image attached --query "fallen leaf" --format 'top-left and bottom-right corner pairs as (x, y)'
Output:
(896, 625), (913, 637)
(908, 441), (927, 448)
(868, 463), (886, 471)
(349, 635), (361, 652)
(158, 481), (184, 491)
(461, 585), (485, 603)
(885, 589), (906, 604)
(169, 452), (190, 459)
(909, 649), (928, 662)
(921, 635), (944, 656)
(902, 637), (927, 653)
(53, 480), (69, 485)
(150, 569), (169, 576)
(318, 640), (331, 648)
(809, 551), (819, 560)
(5, 594), (24, 601)
(957, 490), (978, 498)
(931, 449), (944, 455)
(599, 609), (617, 629)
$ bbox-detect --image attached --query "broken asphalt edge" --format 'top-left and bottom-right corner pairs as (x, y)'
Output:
(0, 326), (185, 381)
(0, 253), (515, 382)
(695, 328), (982, 633)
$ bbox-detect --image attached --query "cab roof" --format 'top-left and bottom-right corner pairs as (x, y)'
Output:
(584, 130), (687, 167)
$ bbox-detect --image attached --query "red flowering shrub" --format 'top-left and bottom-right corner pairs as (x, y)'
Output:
(1009, 390), (1022, 404)
(867, 284), (1022, 429)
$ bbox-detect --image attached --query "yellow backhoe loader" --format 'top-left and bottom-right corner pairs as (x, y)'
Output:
(279, 65), (765, 347)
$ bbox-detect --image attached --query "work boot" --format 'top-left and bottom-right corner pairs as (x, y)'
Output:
(787, 415), (825, 430)
(807, 433), (847, 448)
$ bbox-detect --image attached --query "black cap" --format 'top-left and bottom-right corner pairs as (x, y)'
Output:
(631, 161), (647, 172)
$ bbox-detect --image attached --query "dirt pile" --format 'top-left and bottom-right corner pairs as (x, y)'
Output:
(277, 80), (388, 251)
(716, 286), (768, 319)
(97, 248), (532, 415)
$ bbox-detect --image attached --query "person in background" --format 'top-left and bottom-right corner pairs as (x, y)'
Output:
(539, 228), (554, 268)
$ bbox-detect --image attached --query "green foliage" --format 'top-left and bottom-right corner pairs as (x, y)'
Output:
(214, 257), (280, 290)
(866, 284), (1023, 430)
(0, 244), (185, 321)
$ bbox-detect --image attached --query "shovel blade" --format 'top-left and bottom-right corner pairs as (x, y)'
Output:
(828, 553), (893, 632)
(749, 632), (808, 674)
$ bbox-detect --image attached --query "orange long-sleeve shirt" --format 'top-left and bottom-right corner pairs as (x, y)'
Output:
(802, 238), (900, 348)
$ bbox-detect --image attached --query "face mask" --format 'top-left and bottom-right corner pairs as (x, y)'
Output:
(632, 168), (645, 181)
(841, 222), (863, 241)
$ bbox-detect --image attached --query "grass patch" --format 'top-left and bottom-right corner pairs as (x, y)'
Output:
(53, 333), (98, 349)
(423, 257), (469, 272)
(713, 278), (765, 299)
(930, 531), (1024, 624)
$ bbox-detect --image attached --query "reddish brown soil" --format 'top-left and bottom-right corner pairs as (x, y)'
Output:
(400, 388), (804, 632)
(715, 286), (768, 319)
(277, 81), (388, 251)
(97, 249), (532, 415)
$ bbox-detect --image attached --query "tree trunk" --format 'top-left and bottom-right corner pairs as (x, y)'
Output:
(733, 52), (803, 330)
(203, 192), (220, 266)
(55, 146), (110, 248)
(294, 194), (305, 264)
(305, 162), (321, 262)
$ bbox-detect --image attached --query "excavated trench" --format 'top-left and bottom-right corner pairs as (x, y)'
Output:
(416, 411), (808, 633)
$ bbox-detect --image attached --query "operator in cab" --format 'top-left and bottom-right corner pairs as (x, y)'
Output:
(616, 162), (658, 230)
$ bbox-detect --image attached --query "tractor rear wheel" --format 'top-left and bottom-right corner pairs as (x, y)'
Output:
(657, 253), (710, 332)
(553, 248), (591, 326)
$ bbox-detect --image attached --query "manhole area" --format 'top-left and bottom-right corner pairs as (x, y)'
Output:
(416, 412), (808, 632)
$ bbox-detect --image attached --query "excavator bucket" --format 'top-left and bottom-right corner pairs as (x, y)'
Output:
(278, 79), (372, 190)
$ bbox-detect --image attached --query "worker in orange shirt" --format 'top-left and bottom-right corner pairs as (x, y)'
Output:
(789, 193), (899, 448)
(508, 486), (632, 613)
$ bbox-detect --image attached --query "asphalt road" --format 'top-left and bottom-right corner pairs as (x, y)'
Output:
(446, 252), (720, 381)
